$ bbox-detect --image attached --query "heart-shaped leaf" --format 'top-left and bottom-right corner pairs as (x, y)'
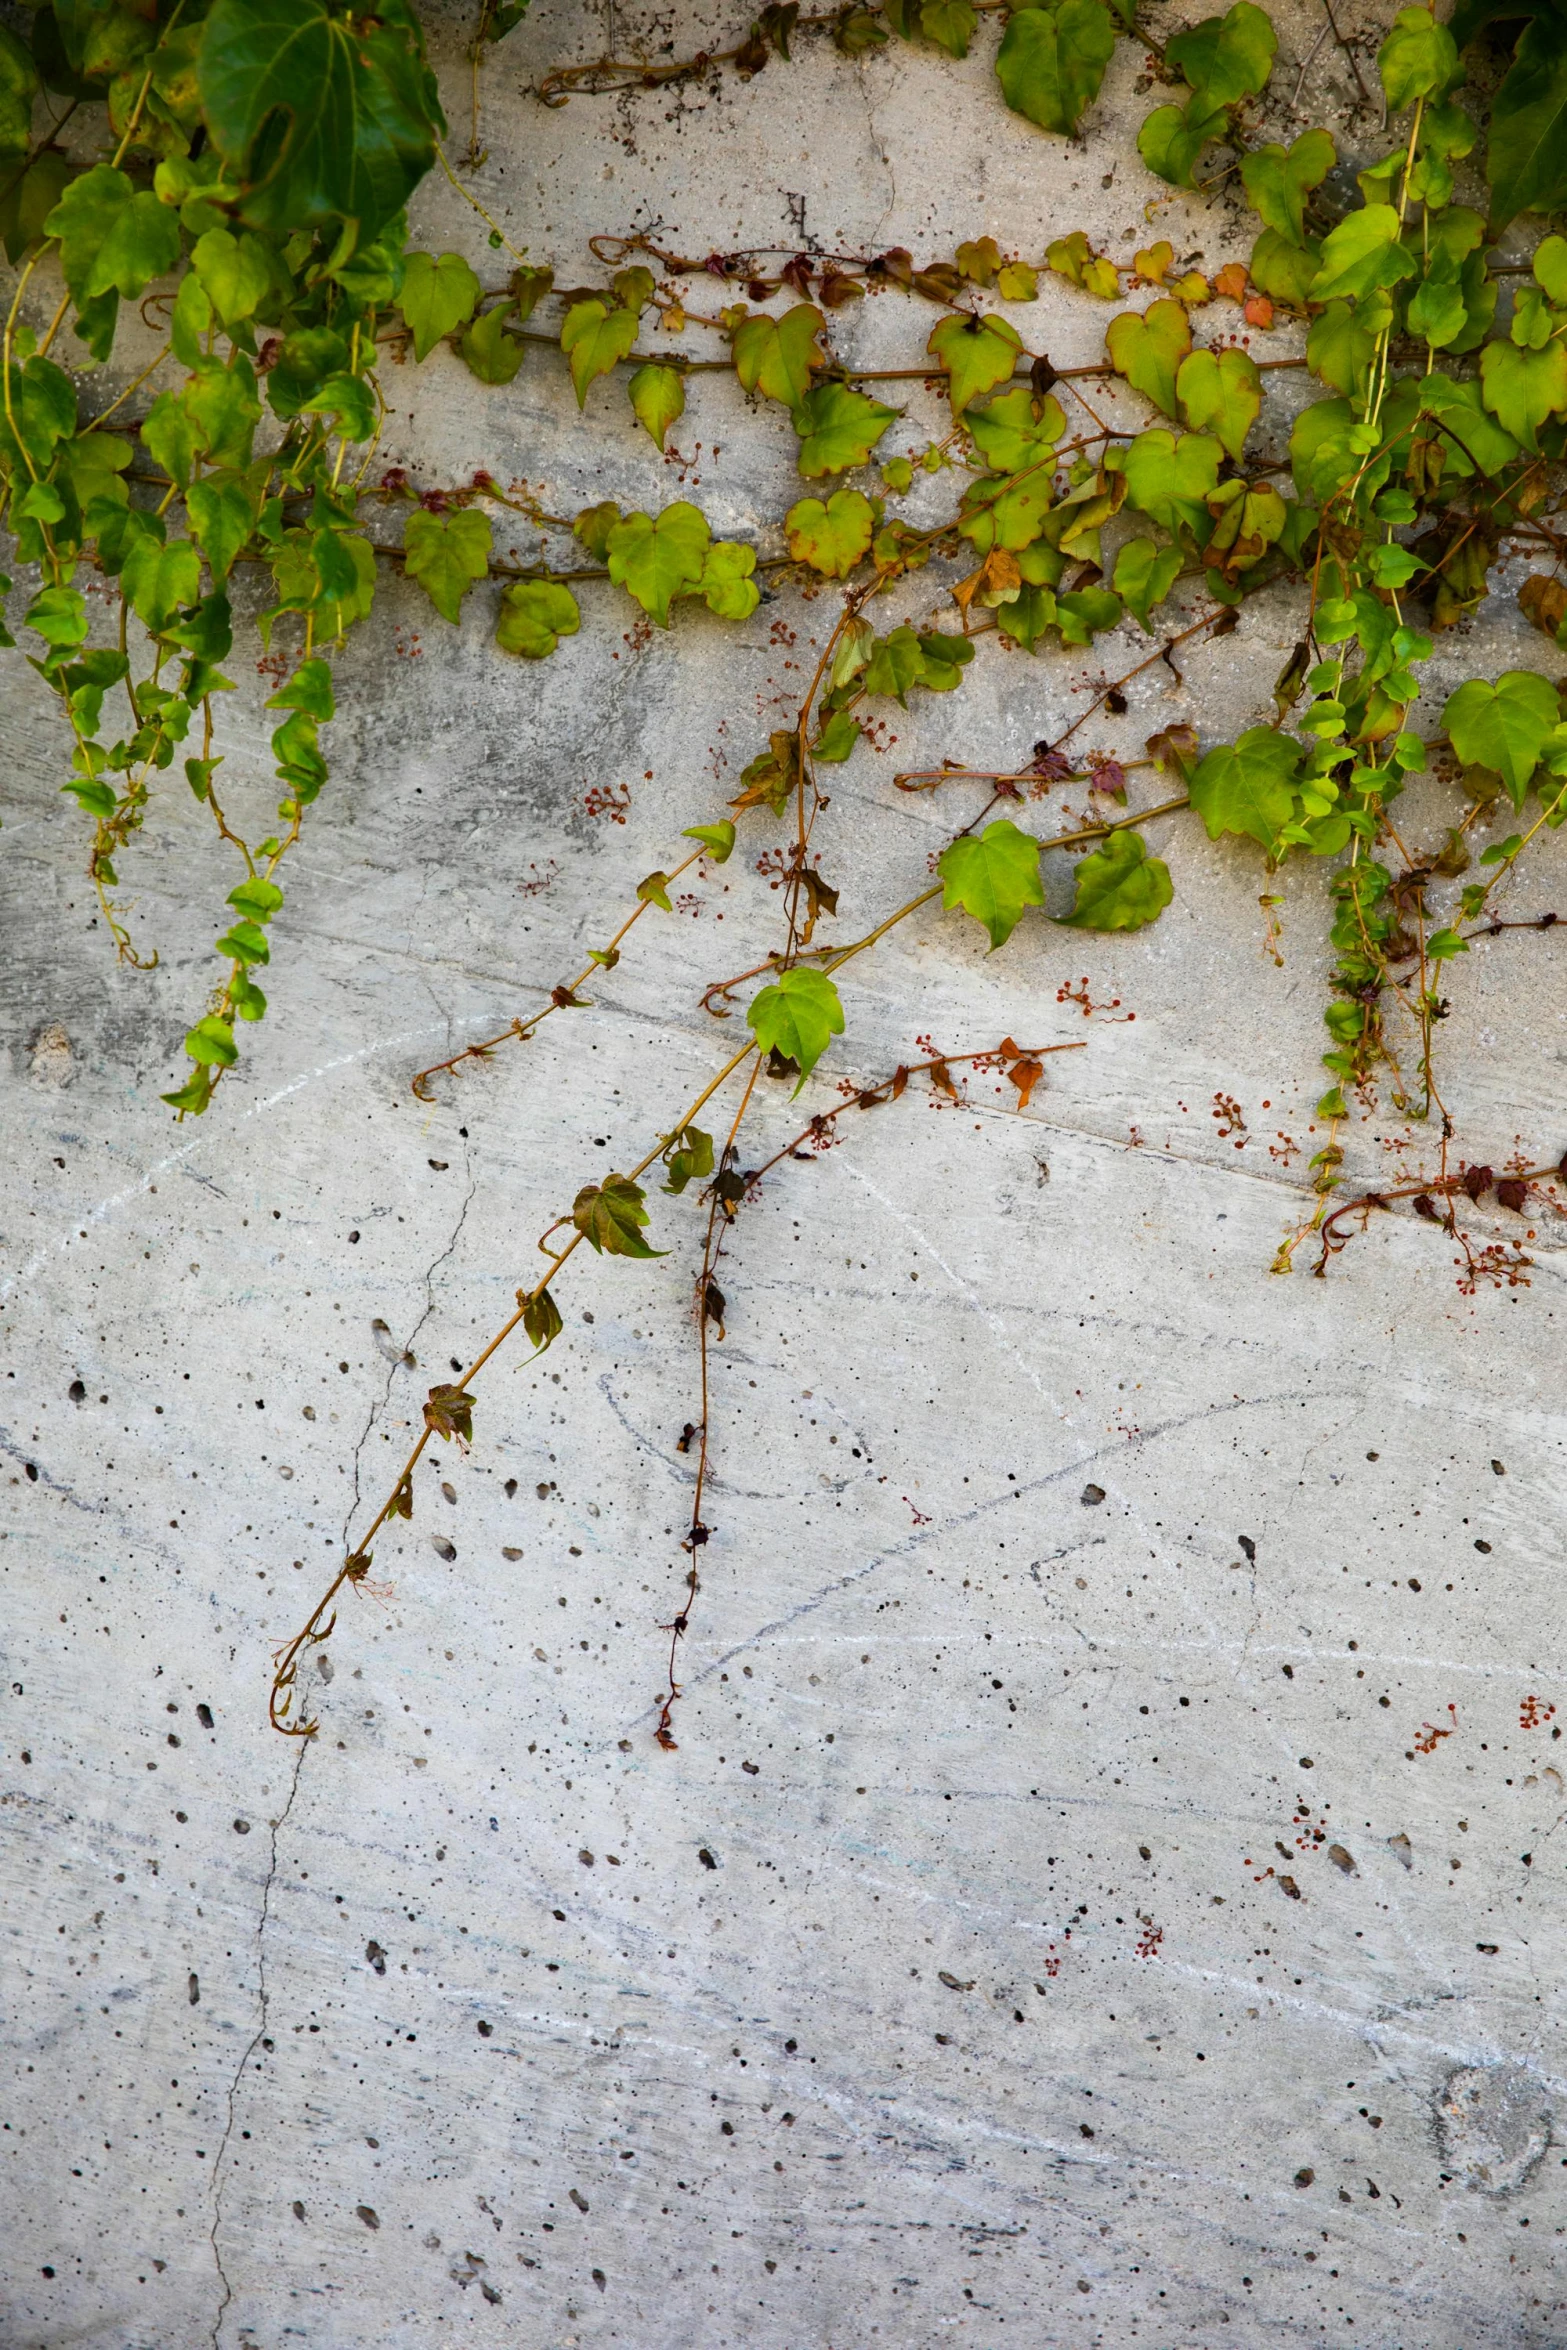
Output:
(1443, 671), (1560, 806)
(938, 817), (1045, 949)
(786, 488), (876, 576)
(1175, 345), (1261, 461)
(1106, 299), (1192, 419)
(1058, 828), (1173, 929)
(747, 966), (846, 1087)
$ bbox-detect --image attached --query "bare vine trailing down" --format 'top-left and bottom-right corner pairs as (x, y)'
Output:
(3, 0), (1567, 1732)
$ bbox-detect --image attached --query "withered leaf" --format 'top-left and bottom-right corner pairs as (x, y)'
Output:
(423, 1384), (476, 1445)
(1007, 1055), (1045, 1108)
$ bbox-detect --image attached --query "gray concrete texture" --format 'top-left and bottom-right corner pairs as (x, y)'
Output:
(4, 0), (1567, 2341)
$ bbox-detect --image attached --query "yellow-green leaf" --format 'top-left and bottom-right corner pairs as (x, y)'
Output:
(561, 298), (639, 408)
(628, 362), (685, 450)
(1175, 344), (1261, 461)
(1106, 299), (1192, 419)
(785, 488), (876, 576)
(730, 303), (823, 408)
(496, 579), (580, 658)
(927, 311), (1022, 414)
(403, 508), (493, 624)
(606, 502), (710, 626)
(399, 250), (482, 362)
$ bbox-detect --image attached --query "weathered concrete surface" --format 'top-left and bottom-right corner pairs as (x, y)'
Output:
(5, 3), (1567, 2344)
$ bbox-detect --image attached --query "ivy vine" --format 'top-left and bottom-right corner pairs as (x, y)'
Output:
(4, 0), (1567, 1735)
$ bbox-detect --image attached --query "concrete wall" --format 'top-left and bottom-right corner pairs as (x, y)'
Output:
(5, 2), (1567, 2342)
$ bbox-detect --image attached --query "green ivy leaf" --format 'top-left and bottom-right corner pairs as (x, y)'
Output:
(1189, 725), (1302, 847)
(746, 965), (846, 1086)
(46, 163), (179, 302)
(1057, 584), (1123, 643)
(25, 584), (88, 656)
(812, 709), (861, 760)
(1419, 372), (1520, 476)
(1137, 97), (1229, 187)
(1443, 672), (1560, 806)
(995, 0), (1117, 136)
(1112, 536), (1183, 630)
(0, 21), (36, 150)
(572, 1172), (667, 1258)
(1377, 6), (1458, 110)
(792, 382), (899, 478)
(0, 354), (74, 477)
(661, 1122), (715, 1194)
(1119, 427), (1221, 537)
(1406, 265), (1468, 351)
(198, 0), (443, 235)
(185, 358), (262, 468)
(1466, 10), (1566, 225)
(606, 502), (711, 627)
(1106, 299), (1192, 419)
(496, 578), (580, 658)
(185, 1015), (238, 1067)
(1479, 337), (1567, 453)
(917, 0), (978, 55)
(161, 1066), (214, 1116)
(938, 817), (1045, 949)
(628, 361), (685, 450)
(785, 488), (876, 577)
(265, 326), (348, 419)
(561, 298), (639, 408)
(1058, 827), (1173, 929)
(1240, 128), (1334, 243)
(731, 303), (823, 407)
(683, 820), (736, 861)
(1166, 0), (1275, 107)
(215, 917), (271, 964)
(1306, 297), (1380, 396)
(403, 507), (493, 624)
(927, 311), (1022, 415)
(1309, 203), (1417, 304)
(699, 540), (760, 622)
(459, 302), (526, 384)
(122, 536), (202, 635)
(399, 250), (482, 361)
(0, 148), (73, 268)
(139, 388), (201, 490)
(1175, 345), (1260, 461)
(1249, 226), (1322, 309)
(862, 625), (929, 703)
(301, 371), (377, 442)
(957, 467), (1056, 553)
(267, 657), (335, 719)
(179, 477), (247, 587)
(192, 226), (273, 326)
(228, 876), (284, 921)
(965, 385), (1065, 472)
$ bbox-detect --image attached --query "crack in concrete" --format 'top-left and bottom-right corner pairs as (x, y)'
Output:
(204, 1135), (474, 2343)
(346, 1140), (478, 1542)
(206, 1737), (308, 2350)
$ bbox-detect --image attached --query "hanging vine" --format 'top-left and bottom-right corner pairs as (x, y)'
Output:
(3, 0), (1566, 1736)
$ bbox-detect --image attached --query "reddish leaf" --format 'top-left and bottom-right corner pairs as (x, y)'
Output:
(424, 1383), (476, 1445)
(1008, 1056), (1045, 1108)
